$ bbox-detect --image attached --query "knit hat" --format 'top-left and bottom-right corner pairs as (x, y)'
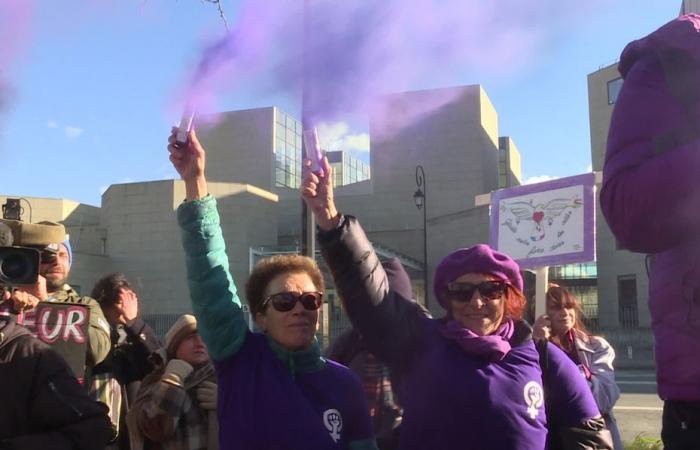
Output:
(433, 244), (523, 309)
(61, 237), (73, 268)
(165, 314), (198, 357)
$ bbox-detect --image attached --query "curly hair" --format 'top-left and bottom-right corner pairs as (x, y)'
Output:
(245, 254), (325, 315)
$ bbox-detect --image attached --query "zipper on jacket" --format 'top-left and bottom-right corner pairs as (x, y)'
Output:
(48, 381), (84, 418)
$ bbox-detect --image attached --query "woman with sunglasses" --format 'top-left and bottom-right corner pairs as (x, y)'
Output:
(168, 128), (378, 450)
(302, 157), (611, 450)
(533, 285), (623, 450)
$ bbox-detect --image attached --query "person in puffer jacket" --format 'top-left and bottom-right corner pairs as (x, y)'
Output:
(302, 156), (612, 450)
(0, 315), (113, 450)
(600, 13), (700, 450)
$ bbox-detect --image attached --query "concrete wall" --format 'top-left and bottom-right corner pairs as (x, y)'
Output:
(197, 107), (276, 190)
(587, 64), (651, 328)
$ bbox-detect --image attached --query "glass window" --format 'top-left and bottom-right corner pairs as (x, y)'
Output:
(276, 138), (285, 154)
(617, 275), (638, 328)
(607, 78), (623, 104)
(275, 123), (285, 141)
(276, 110), (286, 125)
(286, 116), (295, 130)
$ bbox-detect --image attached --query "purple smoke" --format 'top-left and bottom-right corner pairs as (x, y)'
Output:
(0, 0), (33, 117)
(181, 0), (598, 133)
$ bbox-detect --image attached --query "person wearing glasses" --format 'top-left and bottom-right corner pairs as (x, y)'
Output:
(302, 157), (612, 450)
(168, 128), (377, 450)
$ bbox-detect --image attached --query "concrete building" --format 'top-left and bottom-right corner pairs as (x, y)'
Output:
(587, 63), (650, 330)
(498, 136), (522, 189)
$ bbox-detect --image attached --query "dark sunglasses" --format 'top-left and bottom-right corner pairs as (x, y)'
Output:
(261, 291), (323, 312)
(445, 281), (509, 302)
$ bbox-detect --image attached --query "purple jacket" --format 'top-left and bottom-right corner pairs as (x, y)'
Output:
(601, 14), (700, 401)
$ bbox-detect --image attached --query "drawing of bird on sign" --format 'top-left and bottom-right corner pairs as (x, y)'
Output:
(500, 197), (582, 242)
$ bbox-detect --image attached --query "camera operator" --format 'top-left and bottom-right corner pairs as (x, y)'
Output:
(2, 221), (111, 370)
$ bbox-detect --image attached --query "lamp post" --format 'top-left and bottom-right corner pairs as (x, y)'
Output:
(413, 165), (428, 308)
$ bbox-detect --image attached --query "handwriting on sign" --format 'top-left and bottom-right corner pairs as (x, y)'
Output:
(562, 211), (572, 226)
(35, 306), (87, 344)
(502, 219), (517, 233)
(516, 238), (530, 246)
(557, 230), (565, 238)
(550, 241), (565, 251)
(527, 246), (544, 258)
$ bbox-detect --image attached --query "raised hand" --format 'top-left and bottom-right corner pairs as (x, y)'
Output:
(115, 288), (139, 324)
(168, 127), (208, 200)
(300, 156), (340, 231)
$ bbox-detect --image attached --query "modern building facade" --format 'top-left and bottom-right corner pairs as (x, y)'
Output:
(587, 64), (651, 329)
(498, 136), (522, 189)
(326, 151), (370, 187)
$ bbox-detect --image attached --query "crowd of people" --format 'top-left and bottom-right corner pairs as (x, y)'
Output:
(1, 12), (699, 450)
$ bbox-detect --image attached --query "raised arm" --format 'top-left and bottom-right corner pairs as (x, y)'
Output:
(301, 157), (427, 368)
(170, 128), (247, 361)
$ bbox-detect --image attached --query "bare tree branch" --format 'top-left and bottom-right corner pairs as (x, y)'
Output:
(201, 0), (229, 31)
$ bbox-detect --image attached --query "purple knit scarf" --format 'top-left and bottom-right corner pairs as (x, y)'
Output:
(438, 319), (514, 361)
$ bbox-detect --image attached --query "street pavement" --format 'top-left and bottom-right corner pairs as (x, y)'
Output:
(613, 369), (662, 444)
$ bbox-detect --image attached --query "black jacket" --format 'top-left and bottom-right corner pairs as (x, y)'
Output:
(0, 317), (113, 450)
(93, 317), (162, 384)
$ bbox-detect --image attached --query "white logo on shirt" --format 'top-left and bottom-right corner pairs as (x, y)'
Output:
(523, 381), (544, 419)
(323, 409), (343, 443)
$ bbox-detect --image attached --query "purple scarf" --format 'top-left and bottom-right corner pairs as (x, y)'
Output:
(439, 319), (514, 361)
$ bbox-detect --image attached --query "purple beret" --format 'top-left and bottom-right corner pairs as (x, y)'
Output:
(433, 244), (523, 309)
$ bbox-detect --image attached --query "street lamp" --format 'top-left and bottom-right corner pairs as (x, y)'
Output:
(413, 165), (428, 308)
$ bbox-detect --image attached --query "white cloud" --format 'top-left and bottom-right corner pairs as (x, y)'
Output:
(47, 120), (58, 129)
(317, 121), (370, 153)
(523, 175), (559, 185)
(64, 126), (84, 138)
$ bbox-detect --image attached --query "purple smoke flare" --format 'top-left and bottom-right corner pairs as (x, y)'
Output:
(178, 0), (600, 135)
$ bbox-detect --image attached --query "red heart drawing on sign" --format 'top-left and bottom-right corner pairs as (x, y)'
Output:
(533, 211), (544, 224)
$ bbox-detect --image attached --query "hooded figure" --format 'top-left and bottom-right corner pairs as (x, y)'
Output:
(600, 13), (700, 449)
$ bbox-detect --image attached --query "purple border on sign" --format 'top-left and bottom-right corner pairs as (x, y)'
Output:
(489, 173), (596, 269)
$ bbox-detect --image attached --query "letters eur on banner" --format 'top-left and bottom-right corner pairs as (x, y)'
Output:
(21, 302), (90, 379)
(489, 173), (596, 269)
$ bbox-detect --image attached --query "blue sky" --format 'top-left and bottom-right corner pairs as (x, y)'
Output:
(0, 0), (683, 207)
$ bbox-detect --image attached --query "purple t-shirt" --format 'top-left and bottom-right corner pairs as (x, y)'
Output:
(395, 319), (599, 450)
(215, 333), (375, 450)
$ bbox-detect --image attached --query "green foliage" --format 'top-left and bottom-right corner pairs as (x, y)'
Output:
(623, 434), (663, 450)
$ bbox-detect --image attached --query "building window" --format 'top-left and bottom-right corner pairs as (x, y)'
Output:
(607, 78), (623, 104)
(617, 275), (639, 328)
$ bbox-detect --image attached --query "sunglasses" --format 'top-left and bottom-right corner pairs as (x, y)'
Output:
(445, 281), (509, 302)
(261, 291), (323, 312)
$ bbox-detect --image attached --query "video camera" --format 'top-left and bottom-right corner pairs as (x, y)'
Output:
(0, 219), (66, 285)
